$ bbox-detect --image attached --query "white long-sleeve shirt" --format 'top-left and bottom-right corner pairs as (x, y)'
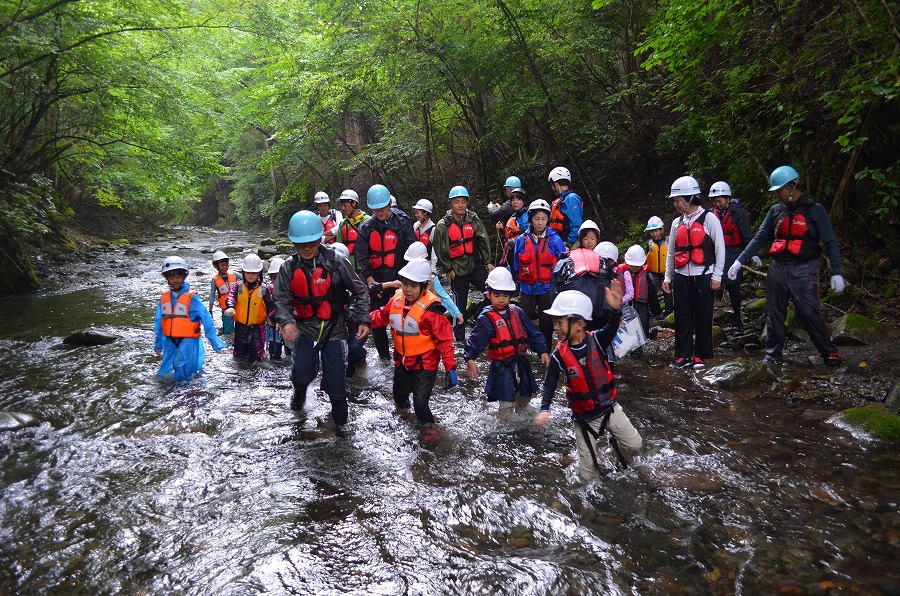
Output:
(664, 206), (726, 283)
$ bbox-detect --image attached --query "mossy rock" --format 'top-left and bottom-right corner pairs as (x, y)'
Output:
(662, 312), (676, 328)
(746, 298), (767, 313)
(712, 325), (726, 344)
(838, 408), (900, 441)
(784, 308), (796, 330)
(756, 289), (766, 298)
(830, 313), (900, 346)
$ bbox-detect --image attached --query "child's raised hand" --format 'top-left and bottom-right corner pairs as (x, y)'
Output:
(540, 353), (550, 367)
(605, 279), (623, 311)
(535, 411), (550, 428)
(466, 359), (479, 380)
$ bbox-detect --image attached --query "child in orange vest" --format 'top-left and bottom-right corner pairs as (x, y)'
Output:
(155, 256), (228, 382)
(224, 253), (271, 363)
(464, 268), (550, 420)
(209, 250), (242, 340)
(645, 216), (672, 316)
(536, 285), (643, 482)
(369, 258), (458, 424)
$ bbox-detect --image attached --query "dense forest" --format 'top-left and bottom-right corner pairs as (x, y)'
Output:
(1, 0), (897, 293)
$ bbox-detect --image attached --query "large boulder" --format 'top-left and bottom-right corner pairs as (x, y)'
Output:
(63, 330), (119, 346)
(834, 407), (900, 441)
(702, 358), (769, 390)
(830, 313), (900, 346)
(256, 245), (278, 258)
(0, 411), (39, 431)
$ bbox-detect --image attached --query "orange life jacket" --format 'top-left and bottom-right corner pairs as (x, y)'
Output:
(517, 234), (557, 285)
(674, 211), (715, 269)
(233, 283), (268, 326)
(570, 248), (601, 277)
(446, 216), (476, 259)
(486, 308), (529, 361)
(290, 264), (333, 321)
(714, 208), (742, 247)
(647, 238), (667, 274)
(549, 197), (566, 235)
(212, 272), (237, 309)
(557, 333), (617, 415)
(388, 291), (440, 357)
(770, 205), (820, 260)
(368, 227), (399, 270)
(505, 212), (524, 240)
(161, 290), (201, 338)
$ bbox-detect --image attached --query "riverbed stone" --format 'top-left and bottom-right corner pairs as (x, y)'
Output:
(662, 313), (675, 328)
(712, 325), (726, 344)
(0, 411), (39, 431)
(63, 330), (119, 346)
(835, 407), (900, 441)
(702, 359), (769, 390)
(746, 298), (766, 313)
(830, 313), (899, 346)
(885, 382), (900, 415)
(256, 245), (278, 258)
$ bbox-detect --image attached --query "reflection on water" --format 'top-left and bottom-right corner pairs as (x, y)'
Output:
(0, 228), (897, 594)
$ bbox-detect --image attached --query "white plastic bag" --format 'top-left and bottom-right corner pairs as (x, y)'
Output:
(612, 316), (646, 359)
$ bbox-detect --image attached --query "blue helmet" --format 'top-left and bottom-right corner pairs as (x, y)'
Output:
(504, 175), (521, 188)
(288, 210), (324, 243)
(367, 184), (391, 209)
(448, 185), (470, 200)
(768, 165), (800, 191)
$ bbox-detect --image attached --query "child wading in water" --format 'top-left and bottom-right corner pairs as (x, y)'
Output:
(264, 257), (286, 360)
(209, 250), (242, 340)
(464, 268), (550, 420)
(224, 253), (271, 363)
(369, 258), (458, 425)
(536, 286), (643, 481)
(155, 256), (228, 382)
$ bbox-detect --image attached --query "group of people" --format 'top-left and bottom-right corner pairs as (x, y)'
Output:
(154, 164), (846, 482)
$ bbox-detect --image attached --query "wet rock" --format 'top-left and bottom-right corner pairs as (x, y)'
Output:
(0, 411), (39, 431)
(63, 330), (119, 346)
(662, 313), (675, 328)
(260, 237), (280, 246)
(712, 325), (726, 344)
(835, 407), (900, 440)
(733, 332), (759, 347)
(702, 359), (769, 389)
(885, 381), (900, 415)
(124, 247), (140, 255)
(830, 313), (900, 346)
(746, 298), (767, 313)
(256, 245), (278, 258)
(638, 466), (726, 494)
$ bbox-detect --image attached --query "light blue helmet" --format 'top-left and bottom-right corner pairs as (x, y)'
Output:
(768, 165), (800, 192)
(448, 185), (470, 200)
(288, 210), (324, 243)
(367, 184), (391, 209)
(504, 175), (521, 188)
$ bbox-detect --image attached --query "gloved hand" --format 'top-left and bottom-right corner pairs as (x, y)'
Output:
(751, 256), (763, 267)
(830, 275), (846, 293)
(727, 260), (742, 281)
(445, 369), (459, 389)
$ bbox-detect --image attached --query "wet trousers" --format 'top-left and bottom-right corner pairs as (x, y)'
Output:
(369, 291), (392, 361)
(765, 259), (837, 360)
(720, 247), (744, 325)
(450, 267), (490, 339)
(291, 334), (349, 425)
(648, 271), (673, 316)
(233, 322), (266, 363)
(672, 272), (715, 360)
(393, 366), (438, 424)
(574, 403), (642, 482)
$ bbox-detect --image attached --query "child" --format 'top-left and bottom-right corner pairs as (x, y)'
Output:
(645, 216), (672, 316)
(620, 245), (651, 358)
(404, 241), (463, 326)
(209, 250), (242, 340)
(551, 220), (609, 330)
(535, 286), (643, 482)
(464, 268), (550, 420)
(369, 258), (458, 424)
(264, 257), (286, 360)
(155, 255), (228, 382)
(224, 253), (270, 363)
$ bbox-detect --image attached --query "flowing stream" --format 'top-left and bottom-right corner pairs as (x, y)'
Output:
(1, 228), (897, 594)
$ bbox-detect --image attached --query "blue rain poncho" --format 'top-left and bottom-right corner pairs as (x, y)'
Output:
(153, 281), (227, 381)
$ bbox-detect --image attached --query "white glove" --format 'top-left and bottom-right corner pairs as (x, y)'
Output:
(751, 256), (763, 267)
(830, 275), (845, 293)
(727, 260), (742, 281)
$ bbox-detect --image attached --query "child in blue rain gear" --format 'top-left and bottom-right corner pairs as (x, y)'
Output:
(209, 250), (242, 340)
(465, 267), (550, 420)
(264, 257), (286, 360)
(224, 253), (271, 363)
(155, 256), (228, 381)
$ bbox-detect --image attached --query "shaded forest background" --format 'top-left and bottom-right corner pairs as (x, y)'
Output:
(1, 0), (897, 294)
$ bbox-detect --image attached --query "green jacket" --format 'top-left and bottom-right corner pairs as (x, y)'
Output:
(432, 209), (492, 277)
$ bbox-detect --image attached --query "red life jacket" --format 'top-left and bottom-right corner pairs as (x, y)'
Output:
(446, 216), (476, 259)
(715, 208), (741, 247)
(339, 218), (361, 256)
(368, 227), (399, 270)
(770, 205), (820, 260)
(416, 221), (434, 247)
(517, 234), (557, 285)
(674, 210), (715, 269)
(617, 264), (651, 303)
(556, 333), (617, 415)
(486, 308), (529, 361)
(321, 210), (338, 244)
(570, 248), (600, 276)
(290, 264), (333, 320)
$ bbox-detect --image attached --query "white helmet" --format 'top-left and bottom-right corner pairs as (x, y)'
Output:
(162, 256), (188, 274)
(390, 195), (397, 207)
(579, 219), (601, 235)
(645, 216), (664, 231)
(314, 191), (330, 204)
(242, 253), (264, 273)
(338, 189), (359, 203)
(544, 290), (593, 321)
(397, 258), (432, 283)
(268, 257), (285, 275)
(403, 241), (428, 261)
(595, 241), (619, 261)
(548, 166), (571, 183)
(211, 250), (228, 263)
(708, 181), (732, 198)
(332, 242), (350, 261)
(485, 267), (517, 292)
(624, 245), (647, 266)
(413, 199), (433, 214)
(528, 199), (552, 217)
(668, 175), (701, 198)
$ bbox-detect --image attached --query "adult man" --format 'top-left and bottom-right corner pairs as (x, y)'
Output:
(334, 189), (369, 270)
(355, 183), (417, 360)
(271, 211), (371, 427)
(663, 175), (726, 370)
(548, 166), (585, 246)
(728, 165), (846, 366)
(314, 191), (343, 244)
(432, 185), (494, 341)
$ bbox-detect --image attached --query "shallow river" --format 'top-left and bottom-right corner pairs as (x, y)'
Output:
(1, 228), (897, 594)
